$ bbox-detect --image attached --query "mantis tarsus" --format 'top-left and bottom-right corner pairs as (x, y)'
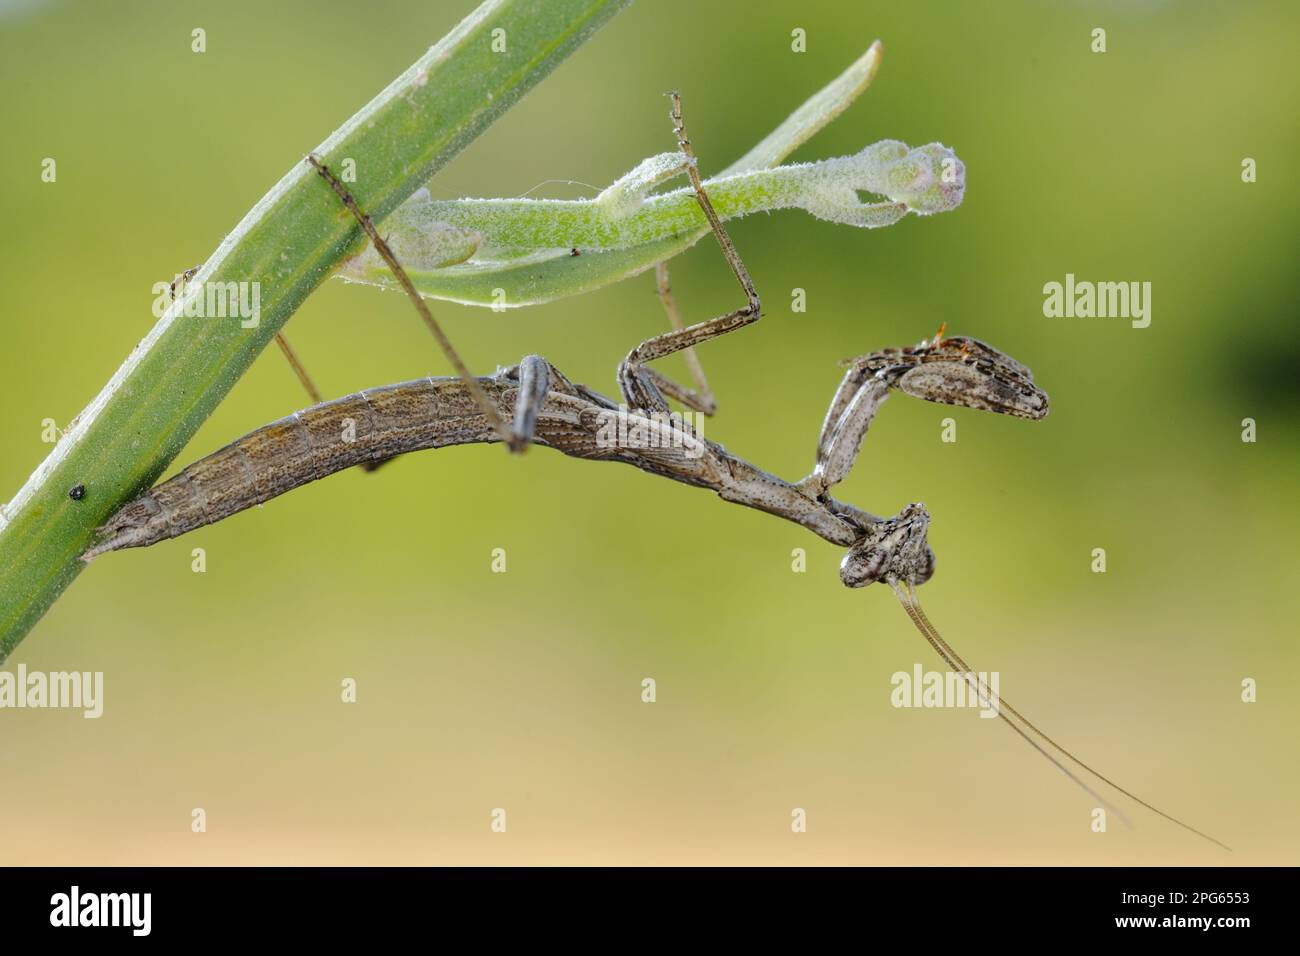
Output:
(83, 96), (1230, 854)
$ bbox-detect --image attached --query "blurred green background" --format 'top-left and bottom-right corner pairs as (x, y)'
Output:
(1, 0), (1296, 865)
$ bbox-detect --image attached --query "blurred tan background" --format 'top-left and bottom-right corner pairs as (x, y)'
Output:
(0, 0), (1296, 865)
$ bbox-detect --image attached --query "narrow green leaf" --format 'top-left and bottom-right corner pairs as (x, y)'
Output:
(343, 40), (885, 307)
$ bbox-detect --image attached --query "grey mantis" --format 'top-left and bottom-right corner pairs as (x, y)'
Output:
(82, 100), (1229, 853)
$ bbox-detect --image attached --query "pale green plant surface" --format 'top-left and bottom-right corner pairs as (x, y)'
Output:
(337, 41), (894, 307)
(339, 138), (965, 305)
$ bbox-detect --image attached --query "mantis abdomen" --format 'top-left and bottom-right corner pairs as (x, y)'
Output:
(85, 378), (512, 557)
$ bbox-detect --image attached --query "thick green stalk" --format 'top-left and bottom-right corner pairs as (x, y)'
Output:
(0, 0), (630, 660)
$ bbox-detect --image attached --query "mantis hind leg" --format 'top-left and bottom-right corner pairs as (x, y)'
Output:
(171, 262), (343, 462)
(651, 261), (717, 416)
(617, 92), (761, 417)
(307, 153), (518, 451)
(270, 326), (406, 473)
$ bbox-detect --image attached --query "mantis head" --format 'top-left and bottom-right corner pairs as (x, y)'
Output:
(854, 332), (1050, 421)
(829, 333), (1046, 589)
(840, 502), (936, 589)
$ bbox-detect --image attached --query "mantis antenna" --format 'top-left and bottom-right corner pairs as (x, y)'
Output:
(813, 336), (1230, 851)
(890, 580), (1232, 852)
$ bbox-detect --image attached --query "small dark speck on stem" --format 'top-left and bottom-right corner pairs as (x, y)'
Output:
(68, 484), (85, 501)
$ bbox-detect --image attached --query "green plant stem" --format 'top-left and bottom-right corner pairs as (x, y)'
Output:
(0, 0), (630, 660)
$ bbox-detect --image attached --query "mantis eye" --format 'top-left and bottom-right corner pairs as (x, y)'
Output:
(840, 547), (888, 588)
(840, 503), (934, 589)
(915, 547), (937, 586)
(896, 360), (1049, 421)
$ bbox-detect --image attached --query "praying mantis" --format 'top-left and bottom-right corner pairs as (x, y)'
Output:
(82, 86), (1231, 854)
